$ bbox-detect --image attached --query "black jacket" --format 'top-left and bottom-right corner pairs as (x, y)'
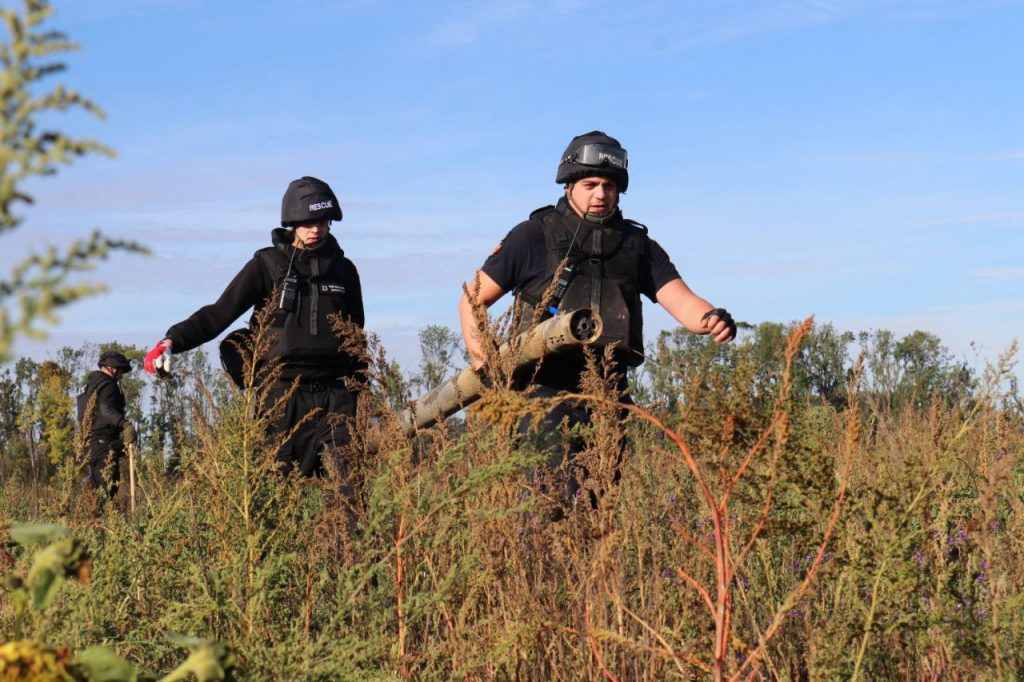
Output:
(165, 229), (365, 381)
(77, 371), (127, 441)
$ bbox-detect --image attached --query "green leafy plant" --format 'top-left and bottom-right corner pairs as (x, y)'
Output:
(0, 0), (145, 362)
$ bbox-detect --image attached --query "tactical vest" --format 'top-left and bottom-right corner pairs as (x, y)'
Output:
(76, 371), (125, 440)
(255, 245), (358, 371)
(516, 206), (648, 367)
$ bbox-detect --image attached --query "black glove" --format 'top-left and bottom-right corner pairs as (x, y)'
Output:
(474, 365), (494, 389)
(120, 420), (138, 446)
(701, 307), (737, 341)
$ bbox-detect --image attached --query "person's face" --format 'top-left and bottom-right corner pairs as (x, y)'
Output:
(293, 220), (330, 249)
(566, 176), (619, 217)
(102, 365), (126, 382)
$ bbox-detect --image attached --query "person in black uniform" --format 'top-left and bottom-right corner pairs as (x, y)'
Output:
(143, 176), (365, 477)
(77, 350), (137, 501)
(458, 131), (737, 502)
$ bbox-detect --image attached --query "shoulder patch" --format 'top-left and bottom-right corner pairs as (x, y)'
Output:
(491, 241), (503, 256)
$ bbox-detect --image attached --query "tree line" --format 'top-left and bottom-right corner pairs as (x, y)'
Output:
(0, 319), (996, 484)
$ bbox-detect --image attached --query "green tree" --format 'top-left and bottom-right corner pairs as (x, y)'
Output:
(146, 345), (226, 473)
(634, 324), (738, 413)
(0, 0), (144, 362)
(893, 329), (974, 407)
(412, 324), (461, 394)
(858, 328), (975, 409)
(799, 322), (854, 407)
(0, 358), (31, 475)
(29, 358), (74, 466)
(859, 329), (899, 403)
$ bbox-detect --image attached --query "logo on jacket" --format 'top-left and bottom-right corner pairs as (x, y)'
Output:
(309, 200), (334, 211)
(319, 283), (346, 295)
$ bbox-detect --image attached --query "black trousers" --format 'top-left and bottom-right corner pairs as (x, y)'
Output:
(516, 383), (629, 503)
(265, 380), (356, 477)
(85, 437), (123, 499)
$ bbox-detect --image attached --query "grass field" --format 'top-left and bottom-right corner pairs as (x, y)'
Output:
(1, 319), (1021, 680)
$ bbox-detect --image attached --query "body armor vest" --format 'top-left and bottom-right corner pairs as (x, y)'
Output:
(257, 245), (356, 369)
(517, 205), (648, 367)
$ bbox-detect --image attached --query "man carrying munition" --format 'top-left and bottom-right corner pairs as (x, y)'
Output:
(459, 131), (736, 503)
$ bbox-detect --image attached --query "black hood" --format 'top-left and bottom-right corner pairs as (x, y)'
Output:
(270, 228), (344, 258)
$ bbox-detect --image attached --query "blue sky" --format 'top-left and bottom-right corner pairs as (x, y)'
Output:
(4, 0), (1022, 375)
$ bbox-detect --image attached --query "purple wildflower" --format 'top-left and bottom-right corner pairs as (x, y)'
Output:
(948, 527), (969, 546)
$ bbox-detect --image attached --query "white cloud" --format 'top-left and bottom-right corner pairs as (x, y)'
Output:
(662, 0), (1023, 50)
(833, 300), (1024, 354)
(969, 266), (1024, 280)
(905, 211), (1024, 229)
(428, 0), (533, 47)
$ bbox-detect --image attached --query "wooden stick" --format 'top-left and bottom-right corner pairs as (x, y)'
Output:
(128, 443), (137, 515)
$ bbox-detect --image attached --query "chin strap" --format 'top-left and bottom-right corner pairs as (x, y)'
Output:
(566, 191), (616, 225)
(584, 211), (614, 225)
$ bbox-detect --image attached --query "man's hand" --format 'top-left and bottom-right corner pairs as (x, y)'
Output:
(121, 420), (138, 446)
(701, 308), (737, 343)
(144, 339), (173, 376)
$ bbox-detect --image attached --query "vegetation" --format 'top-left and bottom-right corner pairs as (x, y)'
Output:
(0, 0), (143, 363)
(1, 316), (1020, 680)
(2, 2), (1022, 680)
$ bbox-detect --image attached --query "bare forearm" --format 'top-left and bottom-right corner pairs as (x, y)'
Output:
(458, 293), (487, 370)
(458, 270), (506, 370)
(655, 278), (715, 333)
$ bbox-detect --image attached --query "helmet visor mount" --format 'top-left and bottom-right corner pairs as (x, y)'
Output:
(562, 143), (628, 172)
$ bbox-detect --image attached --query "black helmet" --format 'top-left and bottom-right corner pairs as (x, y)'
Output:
(98, 350), (131, 371)
(555, 131), (629, 193)
(281, 176), (342, 227)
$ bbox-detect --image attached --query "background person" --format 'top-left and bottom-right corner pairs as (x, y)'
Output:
(77, 350), (136, 503)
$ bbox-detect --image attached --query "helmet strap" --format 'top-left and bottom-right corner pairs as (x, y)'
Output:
(566, 185), (615, 225)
